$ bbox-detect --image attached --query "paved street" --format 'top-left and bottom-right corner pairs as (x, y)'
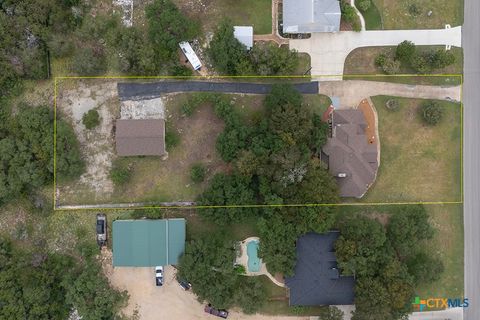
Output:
(290, 27), (462, 79)
(462, 0), (480, 319)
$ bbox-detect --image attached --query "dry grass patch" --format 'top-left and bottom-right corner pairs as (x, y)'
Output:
(373, 0), (463, 29)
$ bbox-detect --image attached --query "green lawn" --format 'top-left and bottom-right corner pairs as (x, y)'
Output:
(344, 46), (463, 85)
(173, 0), (272, 34)
(416, 204), (464, 298)
(359, 1), (383, 30)
(362, 96), (461, 203)
(372, 0), (463, 29)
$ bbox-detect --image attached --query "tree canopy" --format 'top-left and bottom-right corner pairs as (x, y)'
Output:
(178, 233), (266, 313)
(335, 206), (442, 320)
(0, 103), (83, 204)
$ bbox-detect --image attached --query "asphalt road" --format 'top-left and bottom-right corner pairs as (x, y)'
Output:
(117, 81), (319, 101)
(463, 0), (480, 319)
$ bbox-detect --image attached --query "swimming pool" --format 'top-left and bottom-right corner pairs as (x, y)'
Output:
(247, 240), (261, 272)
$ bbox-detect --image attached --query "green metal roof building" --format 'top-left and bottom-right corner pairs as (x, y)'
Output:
(112, 219), (186, 267)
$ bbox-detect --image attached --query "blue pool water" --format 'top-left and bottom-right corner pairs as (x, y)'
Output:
(247, 240), (261, 272)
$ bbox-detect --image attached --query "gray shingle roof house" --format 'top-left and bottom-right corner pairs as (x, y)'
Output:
(285, 232), (355, 306)
(234, 26), (253, 49)
(115, 119), (167, 157)
(282, 0), (341, 34)
(322, 109), (378, 198)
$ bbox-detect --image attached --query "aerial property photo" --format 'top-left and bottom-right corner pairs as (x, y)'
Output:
(0, 0), (471, 319)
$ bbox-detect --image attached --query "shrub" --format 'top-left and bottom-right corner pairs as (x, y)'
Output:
(234, 264), (246, 275)
(410, 52), (431, 73)
(110, 161), (131, 185)
(385, 99), (400, 111)
(395, 40), (416, 63)
(357, 0), (371, 12)
(165, 127), (180, 149)
(82, 109), (100, 129)
(381, 57), (401, 75)
(190, 163), (206, 183)
(375, 53), (388, 67)
(71, 47), (107, 76)
(408, 3), (421, 16)
(421, 101), (443, 125)
(130, 209), (163, 219)
(170, 64), (193, 77)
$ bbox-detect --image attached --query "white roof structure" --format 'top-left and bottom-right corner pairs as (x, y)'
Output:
(179, 41), (202, 70)
(283, 0), (341, 33)
(234, 26), (254, 49)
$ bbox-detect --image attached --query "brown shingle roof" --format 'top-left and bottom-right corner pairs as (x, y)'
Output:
(116, 119), (166, 156)
(322, 110), (378, 198)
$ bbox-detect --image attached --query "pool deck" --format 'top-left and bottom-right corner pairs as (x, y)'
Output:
(236, 237), (286, 288)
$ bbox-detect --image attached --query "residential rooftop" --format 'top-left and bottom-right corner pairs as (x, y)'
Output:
(115, 119), (166, 157)
(285, 232), (355, 306)
(283, 0), (341, 34)
(322, 109), (378, 198)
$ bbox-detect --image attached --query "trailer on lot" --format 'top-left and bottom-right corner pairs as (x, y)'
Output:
(179, 41), (202, 71)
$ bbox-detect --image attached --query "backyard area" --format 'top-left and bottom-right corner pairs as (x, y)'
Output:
(363, 96), (461, 203)
(338, 203), (464, 299)
(372, 0), (463, 29)
(344, 46), (463, 85)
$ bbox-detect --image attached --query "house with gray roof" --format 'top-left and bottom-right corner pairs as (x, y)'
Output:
(115, 119), (167, 157)
(282, 0), (341, 34)
(285, 232), (355, 306)
(322, 109), (378, 198)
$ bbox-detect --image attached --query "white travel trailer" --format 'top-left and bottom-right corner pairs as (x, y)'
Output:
(179, 41), (202, 71)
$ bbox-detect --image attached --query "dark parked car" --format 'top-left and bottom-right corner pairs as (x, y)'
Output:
(177, 278), (191, 291)
(155, 266), (164, 286)
(204, 304), (228, 318)
(96, 214), (107, 246)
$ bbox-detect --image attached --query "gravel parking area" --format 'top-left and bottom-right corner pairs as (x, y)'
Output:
(103, 253), (309, 320)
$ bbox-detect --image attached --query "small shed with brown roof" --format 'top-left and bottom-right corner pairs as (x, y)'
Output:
(322, 109), (378, 198)
(116, 119), (167, 157)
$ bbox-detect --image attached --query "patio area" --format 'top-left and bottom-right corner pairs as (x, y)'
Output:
(235, 237), (285, 288)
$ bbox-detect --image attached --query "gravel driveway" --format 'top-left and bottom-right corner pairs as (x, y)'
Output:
(106, 263), (310, 320)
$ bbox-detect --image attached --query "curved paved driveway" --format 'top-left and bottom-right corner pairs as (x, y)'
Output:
(290, 27), (462, 80)
(318, 80), (461, 107)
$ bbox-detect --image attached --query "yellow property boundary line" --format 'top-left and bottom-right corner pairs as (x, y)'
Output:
(53, 74), (464, 211)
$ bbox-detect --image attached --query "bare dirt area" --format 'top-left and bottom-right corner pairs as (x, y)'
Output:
(56, 80), (118, 205)
(101, 249), (307, 320)
(56, 81), (229, 206)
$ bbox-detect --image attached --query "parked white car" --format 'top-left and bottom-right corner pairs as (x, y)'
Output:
(155, 266), (164, 286)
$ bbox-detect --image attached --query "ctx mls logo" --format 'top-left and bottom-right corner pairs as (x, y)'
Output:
(412, 296), (469, 311)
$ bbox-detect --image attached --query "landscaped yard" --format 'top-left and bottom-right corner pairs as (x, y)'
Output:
(344, 46), (463, 85)
(363, 96), (461, 203)
(337, 203), (464, 299)
(416, 204), (464, 298)
(172, 0), (272, 34)
(372, 0), (463, 29)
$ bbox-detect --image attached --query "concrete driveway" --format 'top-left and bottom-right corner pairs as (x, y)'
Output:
(318, 80), (461, 107)
(290, 27), (462, 80)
